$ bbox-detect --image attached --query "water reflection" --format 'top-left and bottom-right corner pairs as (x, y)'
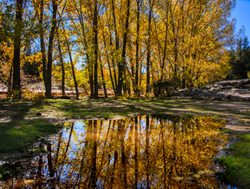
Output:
(0, 115), (226, 188)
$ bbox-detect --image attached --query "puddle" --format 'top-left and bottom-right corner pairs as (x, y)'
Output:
(0, 115), (227, 188)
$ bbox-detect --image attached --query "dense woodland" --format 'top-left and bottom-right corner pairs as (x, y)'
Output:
(0, 0), (248, 99)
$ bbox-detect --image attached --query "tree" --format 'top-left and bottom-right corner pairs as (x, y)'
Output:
(11, 0), (23, 99)
(117, 0), (131, 96)
(45, 0), (58, 98)
(229, 30), (250, 79)
(92, 0), (99, 99)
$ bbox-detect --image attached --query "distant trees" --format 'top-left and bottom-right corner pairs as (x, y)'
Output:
(228, 30), (250, 79)
(0, 0), (236, 99)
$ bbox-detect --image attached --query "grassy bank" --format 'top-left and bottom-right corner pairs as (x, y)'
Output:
(219, 133), (250, 188)
(0, 119), (60, 155)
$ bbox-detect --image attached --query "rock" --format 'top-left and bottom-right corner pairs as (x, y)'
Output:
(173, 79), (250, 101)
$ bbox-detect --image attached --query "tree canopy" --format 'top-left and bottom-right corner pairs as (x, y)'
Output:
(0, 0), (236, 99)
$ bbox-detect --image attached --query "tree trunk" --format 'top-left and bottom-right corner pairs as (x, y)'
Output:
(63, 28), (79, 100)
(161, 6), (169, 81)
(103, 31), (116, 95)
(11, 0), (23, 100)
(117, 0), (131, 96)
(45, 0), (58, 98)
(92, 0), (99, 99)
(57, 40), (66, 97)
(135, 0), (141, 97)
(39, 0), (47, 92)
(99, 56), (108, 98)
(7, 65), (12, 95)
(76, 2), (93, 98)
(146, 0), (153, 95)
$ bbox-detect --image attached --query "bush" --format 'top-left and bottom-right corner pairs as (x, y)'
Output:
(153, 80), (178, 97)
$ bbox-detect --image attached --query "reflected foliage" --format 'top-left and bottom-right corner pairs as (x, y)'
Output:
(0, 116), (226, 188)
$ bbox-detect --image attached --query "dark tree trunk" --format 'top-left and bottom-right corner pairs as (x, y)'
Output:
(135, 0), (141, 97)
(146, 0), (153, 95)
(39, 0), (47, 91)
(117, 0), (131, 96)
(92, 0), (99, 99)
(111, 0), (119, 94)
(45, 0), (58, 98)
(11, 0), (23, 100)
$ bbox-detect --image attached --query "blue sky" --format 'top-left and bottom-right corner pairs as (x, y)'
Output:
(231, 0), (250, 38)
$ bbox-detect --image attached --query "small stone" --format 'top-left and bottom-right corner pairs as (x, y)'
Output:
(14, 125), (22, 129)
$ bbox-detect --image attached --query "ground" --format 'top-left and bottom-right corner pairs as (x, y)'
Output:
(0, 98), (249, 187)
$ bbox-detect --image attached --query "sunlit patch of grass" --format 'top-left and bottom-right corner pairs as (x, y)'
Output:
(0, 119), (60, 156)
(219, 133), (250, 188)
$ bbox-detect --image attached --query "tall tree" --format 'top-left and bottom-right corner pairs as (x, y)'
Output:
(92, 0), (99, 98)
(117, 0), (131, 96)
(135, 0), (141, 97)
(11, 0), (23, 99)
(146, 0), (154, 95)
(45, 0), (58, 98)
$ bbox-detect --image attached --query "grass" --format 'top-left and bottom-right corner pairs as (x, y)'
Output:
(219, 133), (250, 189)
(0, 119), (60, 157)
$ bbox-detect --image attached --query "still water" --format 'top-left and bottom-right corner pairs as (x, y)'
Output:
(0, 115), (226, 188)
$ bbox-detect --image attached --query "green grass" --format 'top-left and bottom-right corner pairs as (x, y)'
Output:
(219, 133), (250, 189)
(0, 119), (60, 156)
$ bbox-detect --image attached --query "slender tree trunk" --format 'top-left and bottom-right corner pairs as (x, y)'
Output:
(103, 31), (116, 95)
(92, 0), (99, 98)
(135, 0), (141, 97)
(146, 0), (153, 95)
(111, 0), (120, 52)
(108, 28), (118, 92)
(45, 0), (58, 98)
(11, 0), (23, 100)
(76, 3), (93, 98)
(57, 40), (66, 97)
(7, 65), (12, 94)
(161, 5), (169, 81)
(99, 55), (108, 97)
(39, 0), (47, 92)
(117, 0), (131, 96)
(63, 28), (79, 100)
(111, 0), (119, 94)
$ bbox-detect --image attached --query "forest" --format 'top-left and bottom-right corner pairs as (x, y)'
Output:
(0, 0), (250, 188)
(0, 0), (242, 99)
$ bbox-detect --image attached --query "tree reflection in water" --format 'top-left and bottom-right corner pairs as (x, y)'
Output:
(1, 115), (226, 188)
